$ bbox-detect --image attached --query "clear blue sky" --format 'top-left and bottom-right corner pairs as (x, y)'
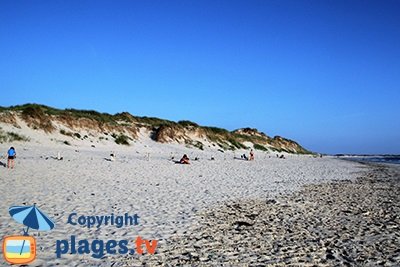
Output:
(1, 0), (399, 154)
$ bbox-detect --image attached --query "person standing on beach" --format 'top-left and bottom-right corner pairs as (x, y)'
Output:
(249, 149), (255, 161)
(7, 147), (16, 169)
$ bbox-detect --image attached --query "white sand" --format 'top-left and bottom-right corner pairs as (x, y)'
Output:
(0, 139), (362, 266)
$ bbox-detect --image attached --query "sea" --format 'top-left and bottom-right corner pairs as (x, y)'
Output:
(339, 155), (400, 165)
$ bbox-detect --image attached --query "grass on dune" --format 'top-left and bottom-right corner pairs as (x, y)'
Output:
(0, 103), (313, 153)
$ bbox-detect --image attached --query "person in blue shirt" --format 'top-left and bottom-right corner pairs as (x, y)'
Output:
(7, 147), (16, 169)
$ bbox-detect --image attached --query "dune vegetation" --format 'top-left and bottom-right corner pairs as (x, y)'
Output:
(0, 103), (312, 154)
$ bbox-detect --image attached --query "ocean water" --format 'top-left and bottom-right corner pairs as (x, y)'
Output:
(342, 155), (400, 165)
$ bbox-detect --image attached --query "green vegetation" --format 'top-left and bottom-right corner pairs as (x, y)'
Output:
(135, 116), (176, 128)
(60, 129), (73, 137)
(227, 137), (247, 149)
(254, 143), (268, 151)
(178, 120), (199, 127)
(203, 126), (230, 135)
(113, 112), (134, 123)
(18, 104), (55, 132)
(268, 147), (290, 153)
(4, 103), (120, 125)
(202, 126), (233, 149)
(60, 130), (81, 139)
(8, 132), (29, 142)
(192, 141), (204, 150)
(0, 128), (30, 143)
(114, 134), (130, 145)
(232, 132), (268, 144)
(215, 142), (234, 151)
(0, 103), (313, 154)
(65, 108), (115, 124)
(6, 103), (60, 114)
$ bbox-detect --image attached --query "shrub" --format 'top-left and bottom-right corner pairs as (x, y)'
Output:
(0, 129), (30, 143)
(64, 108), (115, 124)
(114, 134), (130, 145)
(132, 116), (176, 128)
(114, 112), (134, 123)
(60, 129), (73, 136)
(203, 126), (229, 135)
(20, 105), (55, 132)
(254, 143), (268, 151)
(178, 120), (199, 127)
(193, 141), (204, 150)
(227, 138), (246, 149)
(7, 132), (29, 142)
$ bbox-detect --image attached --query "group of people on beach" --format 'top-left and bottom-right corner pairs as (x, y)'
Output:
(3, 145), (259, 168)
(178, 149), (255, 164)
(1, 146), (16, 169)
(240, 149), (255, 161)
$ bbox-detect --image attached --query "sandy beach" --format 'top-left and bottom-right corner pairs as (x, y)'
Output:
(140, 163), (400, 266)
(2, 0), (400, 265)
(3, 142), (397, 266)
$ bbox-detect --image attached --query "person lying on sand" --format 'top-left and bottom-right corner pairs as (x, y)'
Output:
(0, 154), (6, 167)
(179, 154), (190, 164)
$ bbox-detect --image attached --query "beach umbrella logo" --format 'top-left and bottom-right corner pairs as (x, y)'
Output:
(2, 204), (55, 264)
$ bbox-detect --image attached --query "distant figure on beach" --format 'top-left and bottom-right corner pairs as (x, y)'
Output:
(241, 154), (248, 160)
(279, 154), (285, 159)
(249, 149), (255, 161)
(7, 147), (16, 169)
(110, 152), (116, 162)
(180, 154), (190, 164)
(0, 153), (6, 167)
(57, 151), (63, 160)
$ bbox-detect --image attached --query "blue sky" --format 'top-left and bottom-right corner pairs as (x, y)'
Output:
(1, 0), (399, 154)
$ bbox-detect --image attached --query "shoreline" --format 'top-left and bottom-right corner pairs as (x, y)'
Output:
(125, 162), (400, 266)
(338, 156), (400, 167)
